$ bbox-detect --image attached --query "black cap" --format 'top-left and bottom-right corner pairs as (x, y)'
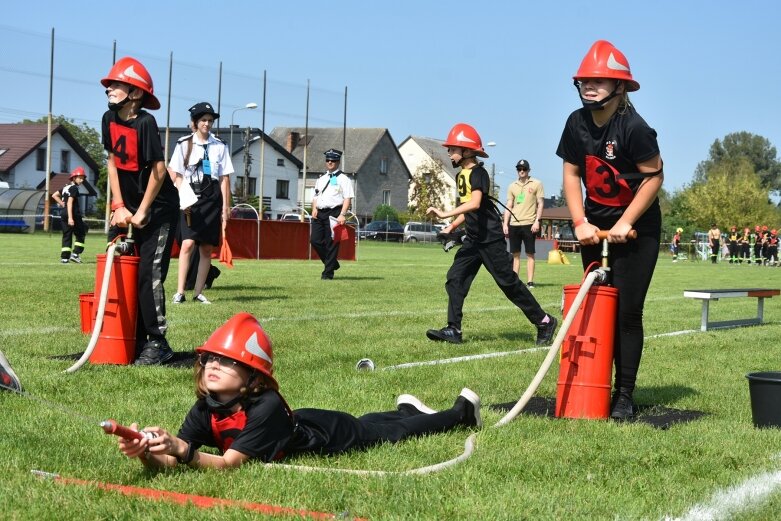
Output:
(189, 102), (219, 120)
(516, 159), (530, 170)
(324, 148), (343, 161)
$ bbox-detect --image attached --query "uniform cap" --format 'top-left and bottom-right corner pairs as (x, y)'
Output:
(189, 101), (219, 120)
(324, 148), (343, 161)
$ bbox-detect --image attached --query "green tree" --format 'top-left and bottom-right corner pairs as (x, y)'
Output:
(694, 131), (781, 195)
(677, 157), (780, 229)
(408, 158), (452, 219)
(373, 204), (399, 222)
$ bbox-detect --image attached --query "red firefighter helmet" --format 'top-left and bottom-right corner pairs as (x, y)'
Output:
(730, 225), (737, 231)
(196, 313), (277, 389)
(442, 123), (489, 158)
(100, 57), (160, 110)
(763, 225), (768, 231)
(773, 229), (778, 235)
(574, 40), (640, 92)
(69, 166), (86, 180)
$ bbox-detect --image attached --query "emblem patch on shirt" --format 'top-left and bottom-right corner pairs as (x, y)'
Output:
(605, 140), (617, 160)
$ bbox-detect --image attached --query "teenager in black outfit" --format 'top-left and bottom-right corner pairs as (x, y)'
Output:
(425, 123), (557, 347)
(557, 40), (664, 420)
(101, 57), (179, 365)
(117, 313), (481, 468)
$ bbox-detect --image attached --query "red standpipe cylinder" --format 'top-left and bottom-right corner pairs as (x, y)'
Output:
(555, 284), (618, 419)
(89, 254), (140, 365)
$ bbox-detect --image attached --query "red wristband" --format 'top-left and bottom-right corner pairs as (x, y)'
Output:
(111, 201), (125, 211)
(573, 216), (588, 227)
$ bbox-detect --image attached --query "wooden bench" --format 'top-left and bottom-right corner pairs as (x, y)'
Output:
(683, 288), (780, 331)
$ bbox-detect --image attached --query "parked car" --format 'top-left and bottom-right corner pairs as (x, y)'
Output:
(403, 221), (439, 243)
(358, 220), (403, 242)
(281, 212), (311, 223)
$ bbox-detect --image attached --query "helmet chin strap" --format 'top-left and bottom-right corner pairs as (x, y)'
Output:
(574, 80), (621, 111)
(106, 88), (133, 112)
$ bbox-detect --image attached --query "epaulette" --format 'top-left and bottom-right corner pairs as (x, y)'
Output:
(177, 133), (195, 143)
(212, 134), (226, 144)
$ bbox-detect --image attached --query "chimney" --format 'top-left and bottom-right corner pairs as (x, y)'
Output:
(286, 131), (300, 153)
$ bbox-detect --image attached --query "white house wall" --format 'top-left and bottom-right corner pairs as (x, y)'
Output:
(399, 139), (456, 212)
(231, 140), (300, 218)
(13, 133), (91, 189)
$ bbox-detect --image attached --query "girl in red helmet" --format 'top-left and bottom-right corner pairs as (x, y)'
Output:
(101, 57), (180, 365)
(51, 167), (88, 264)
(425, 123), (557, 347)
(117, 313), (481, 468)
(767, 229), (778, 266)
(557, 40), (664, 420)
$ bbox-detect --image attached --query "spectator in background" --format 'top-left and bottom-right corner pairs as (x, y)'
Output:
(708, 223), (721, 264)
(672, 227), (682, 262)
(502, 159), (544, 288)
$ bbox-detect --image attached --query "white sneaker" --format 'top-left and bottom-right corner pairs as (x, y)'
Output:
(69, 253), (82, 264)
(194, 294), (211, 304)
(457, 388), (482, 428)
(171, 293), (185, 304)
(396, 394), (437, 415)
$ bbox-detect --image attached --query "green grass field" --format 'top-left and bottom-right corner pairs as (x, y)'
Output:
(1, 232), (781, 520)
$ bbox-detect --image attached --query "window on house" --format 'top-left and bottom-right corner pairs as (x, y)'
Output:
(235, 177), (245, 196)
(380, 157), (388, 175)
(247, 177), (257, 196)
(36, 149), (46, 171)
(382, 190), (391, 205)
(60, 150), (70, 173)
(277, 158), (285, 167)
(0, 149), (7, 157)
(276, 180), (290, 199)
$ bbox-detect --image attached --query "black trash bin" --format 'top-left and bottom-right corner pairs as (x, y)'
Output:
(746, 371), (781, 428)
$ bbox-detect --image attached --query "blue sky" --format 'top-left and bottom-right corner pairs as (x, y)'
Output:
(2, 0), (780, 197)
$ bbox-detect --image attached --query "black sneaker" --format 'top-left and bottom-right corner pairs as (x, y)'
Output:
(396, 394), (437, 415)
(527, 281), (535, 289)
(134, 338), (174, 366)
(69, 253), (82, 264)
(454, 388), (482, 427)
(0, 350), (21, 392)
(535, 315), (558, 346)
(610, 392), (638, 421)
(426, 325), (462, 344)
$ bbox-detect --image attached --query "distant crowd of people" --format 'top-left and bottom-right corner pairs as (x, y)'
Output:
(672, 224), (779, 265)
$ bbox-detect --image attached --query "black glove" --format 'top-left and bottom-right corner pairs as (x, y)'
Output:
(437, 229), (466, 252)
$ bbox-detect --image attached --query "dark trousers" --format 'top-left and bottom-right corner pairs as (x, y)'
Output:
(60, 214), (86, 259)
(290, 406), (463, 455)
(445, 238), (546, 330)
(580, 233), (659, 393)
(310, 207), (342, 278)
(710, 239), (720, 263)
(109, 209), (178, 347)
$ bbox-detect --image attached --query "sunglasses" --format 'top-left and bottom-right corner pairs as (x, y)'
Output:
(517, 167), (529, 172)
(198, 353), (240, 371)
(326, 159), (339, 163)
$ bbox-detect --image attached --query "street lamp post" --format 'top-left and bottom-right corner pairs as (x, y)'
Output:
(229, 102), (258, 152)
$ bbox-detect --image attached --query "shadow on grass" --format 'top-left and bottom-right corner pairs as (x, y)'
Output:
(490, 388), (707, 430)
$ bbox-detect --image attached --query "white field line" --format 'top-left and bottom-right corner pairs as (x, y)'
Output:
(667, 456), (781, 521)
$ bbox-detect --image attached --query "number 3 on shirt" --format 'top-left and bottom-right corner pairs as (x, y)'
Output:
(584, 155), (633, 207)
(109, 122), (139, 171)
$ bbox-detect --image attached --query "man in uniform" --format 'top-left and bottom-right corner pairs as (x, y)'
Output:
(310, 149), (354, 280)
(502, 159), (544, 287)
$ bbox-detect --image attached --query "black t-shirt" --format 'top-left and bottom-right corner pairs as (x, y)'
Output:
(177, 390), (295, 463)
(456, 165), (504, 243)
(556, 105), (661, 233)
(61, 182), (81, 217)
(101, 110), (178, 213)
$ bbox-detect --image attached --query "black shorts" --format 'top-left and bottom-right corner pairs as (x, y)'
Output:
(508, 225), (536, 254)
